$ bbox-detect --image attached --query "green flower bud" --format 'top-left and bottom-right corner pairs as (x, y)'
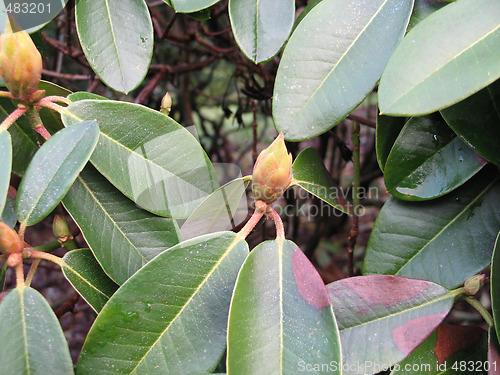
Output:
(53, 215), (70, 241)
(0, 222), (23, 255)
(464, 274), (485, 296)
(160, 92), (172, 115)
(0, 17), (42, 101)
(252, 133), (292, 203)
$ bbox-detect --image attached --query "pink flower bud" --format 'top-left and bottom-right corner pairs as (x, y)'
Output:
(0, 17), (42, 101)
(252, 133), (292, 203)
(0, 222), (23, 255)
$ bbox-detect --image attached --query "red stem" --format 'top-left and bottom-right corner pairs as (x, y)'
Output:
(268, 207), (285, 243)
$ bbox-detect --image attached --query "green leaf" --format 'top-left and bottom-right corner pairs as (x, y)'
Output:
(62, 248), (119, 312)
(375, 114), (407, 172)
(77, 232), (248, 374)
(180, 177), (249, 241)
(69, 92), (109, 101)
(379, 0), (500, 116)
(229, 0), (295, 63)
(363, 169), (500, 289)
(328, 275), (454, 375)
(390, 325), (487, 375)
(491, 232), (500, 341)
(170, 0), (220, 13)
(292, 0), (322, 33)
(441, 79), (500, 167)
(292, 147), (349, 213)
(227, 240), (341, 374)
(1, 197), (16, 228)
(273, 0), (413, 141)
(75, 0), (153, 93)
(0, 130), (11, 217)
(0, 286), (73, 374)
(63, 165), (180, 285)
(62, 99), (219, 218)
(17, 120), (99, 226)
(384, 115), (486, 201)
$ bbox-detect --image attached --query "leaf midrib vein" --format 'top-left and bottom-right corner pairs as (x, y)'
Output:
(396, 176), (498, 275)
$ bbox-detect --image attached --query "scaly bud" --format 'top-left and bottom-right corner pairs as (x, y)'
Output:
(464, 274), (485, 296)
(53, 215), (70, 242)
(0, 222), (23, 255)
(0, 17), (42, 101)
(160, 92), (172, 115)
(252, 133), (293, 203)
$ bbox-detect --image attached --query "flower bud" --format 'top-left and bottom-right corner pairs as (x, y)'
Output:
(464, 274), (485, 296)
(0, 222), (23, 255)
(252, 133), (292, 203)
(0, 17), (42, 101)
(160, 92), (172, 115)
(53, 215), (70, 242)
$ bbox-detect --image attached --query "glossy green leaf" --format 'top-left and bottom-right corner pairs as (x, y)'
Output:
(75, 0), (153, 93)
(69, 92), (109, 101)
(17, 120), (99, 226)
(170, 0), (219, 13)
(363, 169), (500, 289)
(62, 99), (219, 218)
(328, 275), (454, 375)
(229, 0), (294, 63)
(441, 79), (500, 166)
(390, 325), (487, 374)
(379, 0), (500, 116)
(292, 147), (349, 213)
(1, 196), (16, 228)
(62, 248), (119, 312)
(0, 130), (11, 217)
(227, 240), (341, 374)
(292, 0), (322, 33)
(273, 0), (413, 141)
(375, 114), (407, 172)
(77, 232), (248, 374)
(491, 232), (500, 341)
(384, 115), (486, 201)
(180, 177), (249, 241)
(63, 165), (180, 285)
(0, 286), (73, 374)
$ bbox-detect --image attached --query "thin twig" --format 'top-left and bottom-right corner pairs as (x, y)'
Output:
(268, 207), (285, 243)
(55, 292), (80, 318)
(237, 203), (266, 240)
(347, 113), (376, 129)
(25, 107), (51, 140)
(0, 107), (28, 132)
(25, 259), (41, 287)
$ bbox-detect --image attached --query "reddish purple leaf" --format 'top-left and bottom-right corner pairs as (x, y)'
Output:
(328, 275), (454, 375)
(393, 313), (449, 356)
(292, 248), (331, 310)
